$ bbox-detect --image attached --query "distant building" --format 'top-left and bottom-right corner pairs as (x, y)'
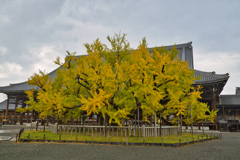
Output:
(0, 42), (229, 129)
(218, 87), (240, 131)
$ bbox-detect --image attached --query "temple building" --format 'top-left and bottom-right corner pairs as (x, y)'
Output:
(0, 42), (230, 129)
(217, 87), (240, 131)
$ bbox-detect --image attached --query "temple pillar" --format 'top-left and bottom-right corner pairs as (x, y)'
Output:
(27, 110), (29, 123)
(212, 86), (217, 130)
(222, 106), (225, 119)
(5, 95), (9, 123)
(237, 110), (239, 119)
(14, 96), (19, 124)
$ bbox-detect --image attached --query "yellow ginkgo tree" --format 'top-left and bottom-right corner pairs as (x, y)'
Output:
(20, 33), (216, 138)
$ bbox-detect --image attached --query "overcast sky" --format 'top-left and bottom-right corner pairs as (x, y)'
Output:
(1, 0), (240, 102)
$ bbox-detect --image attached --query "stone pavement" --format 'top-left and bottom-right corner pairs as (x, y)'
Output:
(0, 132), (240, 160)
(1, 125), (240, 160)
(0, 125), (22, 142)
(0, 125), (46, 142)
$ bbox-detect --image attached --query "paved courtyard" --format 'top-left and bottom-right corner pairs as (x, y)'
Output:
(0, 125), (240, 160)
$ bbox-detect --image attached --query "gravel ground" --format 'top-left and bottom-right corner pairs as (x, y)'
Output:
(0, 126), (240, 160)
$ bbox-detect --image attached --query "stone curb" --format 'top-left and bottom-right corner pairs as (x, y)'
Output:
(0, 136), (13, 142)
(19, 137), (218, 147)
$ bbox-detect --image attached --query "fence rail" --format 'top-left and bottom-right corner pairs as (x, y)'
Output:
(48, 124), (178, 137)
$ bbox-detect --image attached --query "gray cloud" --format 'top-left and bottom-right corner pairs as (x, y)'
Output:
(0, 0), (240, 101)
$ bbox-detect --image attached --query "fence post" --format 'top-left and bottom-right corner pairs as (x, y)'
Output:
(63, 126), (66, 135)
(59, 126), (62, 135)
(79, 127), (81, 135)
(92, 134), (94, 144)
(59, 134), (61, 142)
(142, 125), (145, 137)
(128, 126), (131, 137)
(103, 126), (106, 137)
(54, 123), (58, 134)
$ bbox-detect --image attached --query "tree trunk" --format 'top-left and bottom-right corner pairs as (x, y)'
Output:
(137, 105), (140, 140)
(177, 115), (179, 136)
(180, 114), (182, 136)
(190, 105), (193, 136)
(160, 113), (162, 137)
(154, 111), (157, 138)
(104, 113), (108, 137)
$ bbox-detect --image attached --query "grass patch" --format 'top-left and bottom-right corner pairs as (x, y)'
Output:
(21, 130), (214, 144)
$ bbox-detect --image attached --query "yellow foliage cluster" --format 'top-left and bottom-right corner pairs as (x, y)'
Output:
(22, 33), (216, 126)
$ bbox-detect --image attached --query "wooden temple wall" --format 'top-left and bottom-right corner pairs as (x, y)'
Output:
(1, 94), (39, 124)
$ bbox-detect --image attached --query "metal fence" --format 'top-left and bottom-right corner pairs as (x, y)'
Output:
(48, 124), (178, 137)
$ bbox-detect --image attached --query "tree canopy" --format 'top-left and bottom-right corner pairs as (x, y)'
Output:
(19, 33), (216, 127)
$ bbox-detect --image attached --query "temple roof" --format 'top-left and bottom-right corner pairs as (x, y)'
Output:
(194, 69), (229, 84)
(219, 87), (240, 106)
(0, 42), (229, 95)
(0, 82), (39, 94)
(149, 41), (194, 69)
(219, 95), (240, 105)
(0, 67), (58, 94)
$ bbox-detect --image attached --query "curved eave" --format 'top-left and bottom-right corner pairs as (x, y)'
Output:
(0, 82), (39, 95)
(193, 77), (229, 85)
(218, 104), (240, 106)
(0, 67), (59, 95)
(193, 69), (229, 85)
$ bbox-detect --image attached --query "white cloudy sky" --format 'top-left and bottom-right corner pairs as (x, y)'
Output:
(1, 0), (240, 102)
